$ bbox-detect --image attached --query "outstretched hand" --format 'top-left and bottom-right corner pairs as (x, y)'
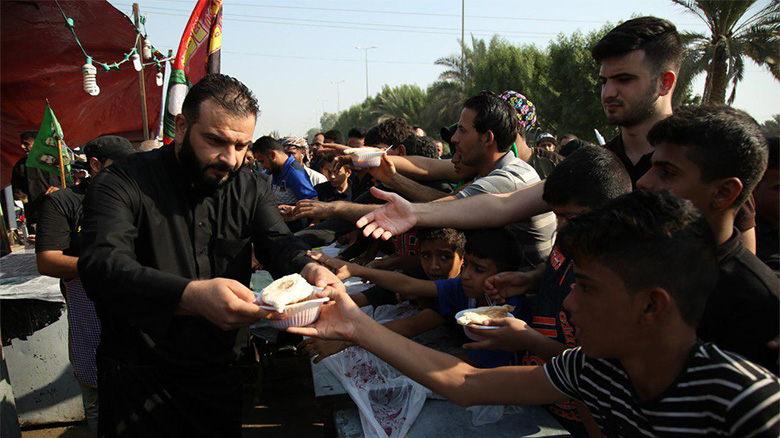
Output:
(286, 286), (369, 343)
(462, 317), (542, 352)
(307, 250), (354, 280)
(483, 271), (540, 303)
(355, 187), (417, 240)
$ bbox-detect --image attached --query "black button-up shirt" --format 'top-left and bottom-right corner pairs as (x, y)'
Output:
(78, 144), (310, 367)
(604, 134), (653, 188)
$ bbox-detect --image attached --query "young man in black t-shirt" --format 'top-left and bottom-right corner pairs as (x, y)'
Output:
(315, 154), (352, 202)
(294, 190), (780, 438)
(35, 135), (136, 435)
(637, 105), (779, 374)
(471, 146), (632, 436)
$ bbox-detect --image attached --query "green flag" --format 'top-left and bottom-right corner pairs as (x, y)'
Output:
(26, 102), (71, 186)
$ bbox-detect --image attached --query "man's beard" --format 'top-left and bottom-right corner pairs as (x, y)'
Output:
(179, 130), (240, 194)
(604, 83), (660, 128)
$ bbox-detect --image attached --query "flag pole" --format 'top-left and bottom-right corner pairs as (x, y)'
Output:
(46, 99), (67, 188)
(134, 3), (150, 141)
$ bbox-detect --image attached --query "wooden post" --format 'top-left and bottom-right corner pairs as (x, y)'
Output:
(134, 3), (150, 141)
(56, 137), (67, 189)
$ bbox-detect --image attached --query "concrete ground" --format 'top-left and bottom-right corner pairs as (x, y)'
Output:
(21, 354), (325, 438)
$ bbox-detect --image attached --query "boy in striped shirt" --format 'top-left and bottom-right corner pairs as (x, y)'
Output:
(292, 189), (780, 437)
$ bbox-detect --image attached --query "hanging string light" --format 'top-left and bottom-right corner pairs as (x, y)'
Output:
(82, 57), (100, 96)
(142, 39), (153, 60)
(131, 52), (142, 71)
(156, 71), (164, 87)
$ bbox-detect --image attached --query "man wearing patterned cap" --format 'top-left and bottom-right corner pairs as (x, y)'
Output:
(280, 135), (328, 186)
(500, 90), (564, 180)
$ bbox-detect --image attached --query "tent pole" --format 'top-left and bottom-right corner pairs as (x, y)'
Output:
(134, 3), (150, 141)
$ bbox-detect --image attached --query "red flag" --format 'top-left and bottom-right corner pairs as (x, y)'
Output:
(162, 0), (223, 143)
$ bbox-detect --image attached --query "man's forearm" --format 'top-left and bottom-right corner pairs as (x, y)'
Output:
(385, 174), (450, 202)
(413, 182), (550, 229)
(334, 202), (383, 222)
(36, 251), (79, 279)
(388, 155), (458, 182)
(352, 315), (564, 407)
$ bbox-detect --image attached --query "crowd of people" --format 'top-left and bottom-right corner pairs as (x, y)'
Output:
(9, 14), (778, 438)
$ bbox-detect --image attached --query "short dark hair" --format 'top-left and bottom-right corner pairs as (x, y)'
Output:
(543, 146), (632, 208)
(558, 138), (593, 158)
(418, 228), (466, 256)
(560, 190), (719, 326)
(399, 135), (438, 159)
(181, 74), (259, 126)
(591, 16), (682, 76)
(766, 137), (779, 171)
(462, 92), (518, 152)
(347, 126), (367, 139)
(647, 105), (769, 207)
(364, 118), (414, 147)
(20, 131), (37, 142)
(252, 136), (284, 154)
(464, 228), (521, 272)
(324, 130), (344, 145)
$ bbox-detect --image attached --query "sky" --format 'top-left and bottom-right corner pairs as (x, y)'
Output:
(107, 0), (780, 139)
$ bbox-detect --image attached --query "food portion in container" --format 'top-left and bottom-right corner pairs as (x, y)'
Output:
(259, 273), (316, 312)
(456, 305), (516, 326)
(343, 147), (386, 168)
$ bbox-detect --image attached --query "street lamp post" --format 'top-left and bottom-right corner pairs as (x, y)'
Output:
(331, 80), (345, 113)
(355, 45), (377, 99)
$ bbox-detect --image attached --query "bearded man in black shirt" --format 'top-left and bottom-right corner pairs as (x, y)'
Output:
(78, 74), (342, 437)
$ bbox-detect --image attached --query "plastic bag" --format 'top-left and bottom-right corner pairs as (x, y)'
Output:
(322, 346), (431, 438)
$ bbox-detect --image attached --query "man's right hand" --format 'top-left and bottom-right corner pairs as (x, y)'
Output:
(367, 154), (398, 185)
(483, 271), (540, 303)
(356, 187), (417, 240)
(308, 250), (354, 280)
(292, 199), (336, 220)
(178, 278), (278, 331)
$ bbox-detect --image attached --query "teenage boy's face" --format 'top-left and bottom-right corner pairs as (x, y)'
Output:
(323, 161), (349, 187)
(420, 240), (463, 281)
(551, 203), (590, 230)
(563, 256), (642, 358)
(637, 142), (716, 214)
(460, 254), (499, 298)
(599, 50), (660, 127)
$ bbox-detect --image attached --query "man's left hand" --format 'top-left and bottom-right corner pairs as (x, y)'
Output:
(292, 199), (337, 220)
(301, 262), (346, 295)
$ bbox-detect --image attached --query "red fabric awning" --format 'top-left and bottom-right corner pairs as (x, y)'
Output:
(1, 0), (163, 188)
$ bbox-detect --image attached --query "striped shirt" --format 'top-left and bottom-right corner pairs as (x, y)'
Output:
(545, 343), (780, 437)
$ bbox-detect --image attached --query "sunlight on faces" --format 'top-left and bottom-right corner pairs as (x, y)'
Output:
(450, 107), (490, 170)
(347, 137), (364, 148)
(637, 142), (718, 215)
(459, 254), (499, 298)
(754, 168), (780, 224)
(419, 239), (463, 281)
(599, 51), (663, 127)
(175, 99), (254, 191)
(563, 256), (644, 358)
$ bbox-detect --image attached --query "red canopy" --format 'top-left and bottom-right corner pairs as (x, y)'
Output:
(1, 0), (163, 188)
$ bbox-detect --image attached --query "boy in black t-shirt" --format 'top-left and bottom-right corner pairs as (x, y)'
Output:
(294, 190), (780, 438)
(637, 106), (779, 374)
(471, 146), (632, 436)
(315, 154), (353, 202)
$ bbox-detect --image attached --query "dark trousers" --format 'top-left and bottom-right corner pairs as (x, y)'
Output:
(97, 355), (242, 438)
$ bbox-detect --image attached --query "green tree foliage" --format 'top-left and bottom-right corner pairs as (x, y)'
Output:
(761, 114), (780, 137)
(672, 0), (780, 105)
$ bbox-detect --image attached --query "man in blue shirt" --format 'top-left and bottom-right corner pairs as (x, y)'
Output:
(253, 136), (317, 205)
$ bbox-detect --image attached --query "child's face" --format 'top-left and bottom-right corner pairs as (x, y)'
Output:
(637, 142), (718, 214)
(459, 254), (499, 298)
(420, 240), (463, 281)
(322, 161), (350, 187)
(563, 255), (642, 359)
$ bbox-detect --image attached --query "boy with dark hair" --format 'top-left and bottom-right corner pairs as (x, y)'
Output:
(323, 129), (344, 146)
(315, 154), (352, 202)
(395, 135), (438, 159)
(754, 137), (779, 272)
(347, 126), (367, 148)
(473, 146), (631, 436)
(305, 228), (529, 368)
(295, 190), (780, 438)
(638, 105), (779, 374)
(364, 117), (414, 148)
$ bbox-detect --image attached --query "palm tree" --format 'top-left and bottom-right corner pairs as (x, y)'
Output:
(672, 0), (780, 105)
